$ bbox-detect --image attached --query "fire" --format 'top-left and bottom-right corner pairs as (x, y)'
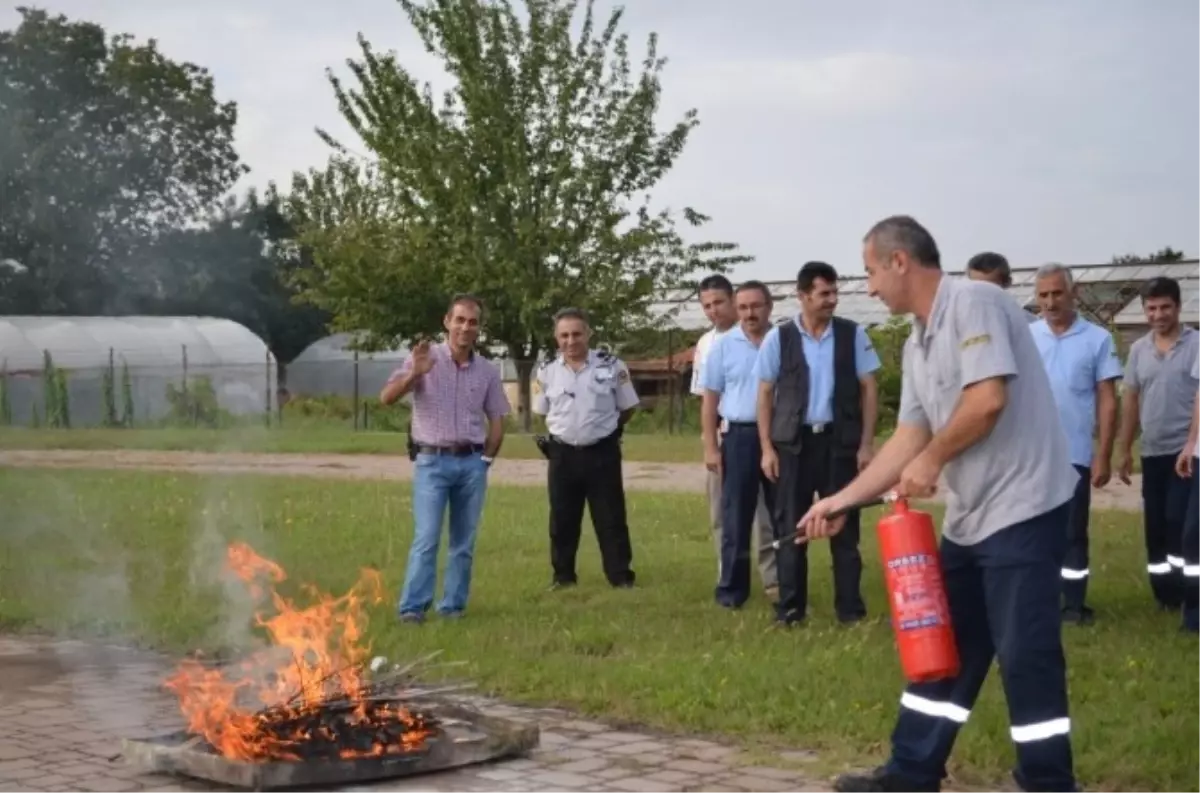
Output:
(164, 542), (437, 762)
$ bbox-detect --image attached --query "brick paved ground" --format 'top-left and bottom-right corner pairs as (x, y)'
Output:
(0, 634), (832, 792)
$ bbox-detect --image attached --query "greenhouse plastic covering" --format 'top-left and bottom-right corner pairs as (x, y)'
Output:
(0, 315), (275, 426)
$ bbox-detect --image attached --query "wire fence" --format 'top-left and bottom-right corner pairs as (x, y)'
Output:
(0, 346), (276, 430)
(0, 350), (704, 433)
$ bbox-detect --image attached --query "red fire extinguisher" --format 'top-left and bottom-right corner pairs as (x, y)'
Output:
(876, 495), (960, 683)
(764, 493), (960, 684)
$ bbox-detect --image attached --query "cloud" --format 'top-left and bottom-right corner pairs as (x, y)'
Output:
(673, 52), (941, 117)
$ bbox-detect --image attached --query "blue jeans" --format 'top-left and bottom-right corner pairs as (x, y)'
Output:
(397, 452), (490, 616)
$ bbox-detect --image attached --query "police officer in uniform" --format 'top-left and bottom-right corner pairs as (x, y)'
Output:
(800, 216), (1078, 793)
(534, 307), (639, 589)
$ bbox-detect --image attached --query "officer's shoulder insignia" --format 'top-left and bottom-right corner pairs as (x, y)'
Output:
(961, 333), (991, 350)
(617, 367), (630, 384)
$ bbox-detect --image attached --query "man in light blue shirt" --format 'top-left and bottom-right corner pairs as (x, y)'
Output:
(754, 261), (881, 625)
(1030, 263), (1123, 625)
(701, 280), (777, 609)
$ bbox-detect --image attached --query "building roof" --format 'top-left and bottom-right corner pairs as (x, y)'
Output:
(625, 347), (696, 374)
(650, 260), (1199, 331)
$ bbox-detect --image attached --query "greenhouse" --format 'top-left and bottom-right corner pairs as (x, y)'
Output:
(0, 316), (276, 427)
(287, 333), (525, 401)
(287, 332), (410, 400)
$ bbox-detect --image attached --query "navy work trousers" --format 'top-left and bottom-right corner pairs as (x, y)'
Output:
(1183, 460), (1199, 632)
(1061, 464), (1091, 611)
(715, 423), (774, 608)
(1141, 454), (1190, 608)
(885, 501), (1076, 792)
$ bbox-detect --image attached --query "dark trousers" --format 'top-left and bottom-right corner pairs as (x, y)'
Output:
(1061, 464), (1091, 612)
(1183, 462), (1199, 632)
(1141, 454), (1189, 608)
(547, 434), (634, 586)
(715, 423), (774, 608)
(771, 429), (864, 622)
(886, 501), (1075, 793)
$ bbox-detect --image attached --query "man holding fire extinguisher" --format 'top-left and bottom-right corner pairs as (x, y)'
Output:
(799, 215), (1079, 793)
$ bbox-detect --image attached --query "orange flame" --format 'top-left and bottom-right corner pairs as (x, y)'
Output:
(164, 542), (434, 761)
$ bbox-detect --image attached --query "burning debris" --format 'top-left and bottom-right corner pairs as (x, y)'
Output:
(131, 542), (536, 790)
(163, 542), (443, 762)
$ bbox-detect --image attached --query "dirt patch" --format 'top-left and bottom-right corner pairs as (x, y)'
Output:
(0, 448), (1144, 511)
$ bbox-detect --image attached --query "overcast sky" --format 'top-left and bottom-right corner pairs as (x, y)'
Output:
(6, 0), (1198, 281)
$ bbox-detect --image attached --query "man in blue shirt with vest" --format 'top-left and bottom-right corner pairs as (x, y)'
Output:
(1029, 263), (1122, 625)
(701, 280), (778, 609)
(754, 262), (881, 626)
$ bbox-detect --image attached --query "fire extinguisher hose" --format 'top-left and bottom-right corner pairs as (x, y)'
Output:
(760, 491), (899, 551)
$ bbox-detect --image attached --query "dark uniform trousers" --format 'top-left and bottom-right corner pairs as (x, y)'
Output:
(1141, 454), (1190, 608)
(715, 422), (773, 608)
(547, 432), (635, 586)
(1183, 462), (1199, 632)
(1061, 464), (1091, 611)
(885, 501), (1075, 793)
(771, 426), (865, 623)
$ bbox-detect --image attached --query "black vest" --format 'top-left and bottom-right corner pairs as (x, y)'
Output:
(768, 316), (863, 456)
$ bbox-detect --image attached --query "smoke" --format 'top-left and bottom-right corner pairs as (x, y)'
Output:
(188, 476), (274, 658)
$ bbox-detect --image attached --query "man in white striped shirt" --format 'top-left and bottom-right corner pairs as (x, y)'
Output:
(692, 275), (778, 602)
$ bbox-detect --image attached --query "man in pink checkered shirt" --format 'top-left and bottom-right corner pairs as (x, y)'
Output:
(381, 294), (511, 623)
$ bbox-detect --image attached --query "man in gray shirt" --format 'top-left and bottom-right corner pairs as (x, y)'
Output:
(798, 216), (1078, 793)
(1116, 276), (1199, 611)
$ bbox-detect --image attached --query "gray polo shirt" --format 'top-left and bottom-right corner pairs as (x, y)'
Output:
(534, 350), (640, 446)
(1123, 326), (1200, 457)
(899, 276), (1078, 546)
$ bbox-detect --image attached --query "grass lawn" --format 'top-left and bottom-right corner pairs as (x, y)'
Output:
(0, 427), (1145, 474)
(0, 426), (705, 463)
(0, 469), (1191, 790)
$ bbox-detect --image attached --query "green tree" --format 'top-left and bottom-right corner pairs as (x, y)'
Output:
(135, 189), (331, 369)
(0, 7), (245, 314)
(288, 0), (751, 427)
(1111, 247), (1186, 265)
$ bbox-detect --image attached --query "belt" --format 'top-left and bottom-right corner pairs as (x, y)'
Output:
(416, 443), (484, 456)
(802, 423), (830, 434)
(550, 432), (617, 449)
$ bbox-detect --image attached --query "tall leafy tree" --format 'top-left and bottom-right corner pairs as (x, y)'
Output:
(0, 7), (245, 314)
(135, 189), (331, 369)
(288, 0), (751, 426)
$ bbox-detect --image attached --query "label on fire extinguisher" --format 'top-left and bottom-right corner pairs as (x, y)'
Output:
(886, 553), (950, 631)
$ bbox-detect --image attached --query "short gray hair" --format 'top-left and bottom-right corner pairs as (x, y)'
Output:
(553, 307), (589, 325)
(1035, 262), (1075, 290)
(863, 215), (941, 269)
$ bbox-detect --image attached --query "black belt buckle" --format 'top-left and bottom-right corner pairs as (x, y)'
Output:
(419, 444), (482, 457)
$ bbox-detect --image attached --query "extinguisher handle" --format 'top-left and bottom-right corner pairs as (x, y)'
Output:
(760, 492), (898, 551)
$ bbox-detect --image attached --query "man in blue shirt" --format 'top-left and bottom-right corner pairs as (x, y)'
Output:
(701, 280), (777, 609)
(1030, 263), (1123, 625)
(754, 262), (881, 625)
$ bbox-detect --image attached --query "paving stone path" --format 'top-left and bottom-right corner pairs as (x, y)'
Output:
(0, 635), (835, 793)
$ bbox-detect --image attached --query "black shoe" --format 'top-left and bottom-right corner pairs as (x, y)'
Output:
(838, 612), (867, 625)
(773, 608), (805, 629)
(1062, 605), (1095, 625)
(834, 766), (938, 792)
